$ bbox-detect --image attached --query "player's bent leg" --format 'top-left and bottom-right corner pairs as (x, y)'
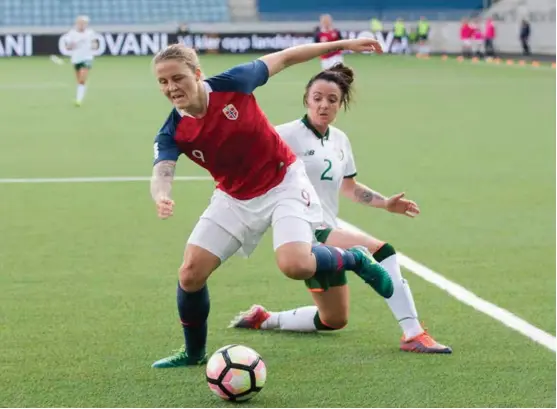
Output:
(310, 285), (349, 330)
(275, 241), (316, 280)
(152, 218), (242, 368)
(230, 286), (348, 332)
(273, 217), (392, 296)
(272, 216), (345, 287)
(372, 242), (451, 353)
(322, 228), (393, 298)
(325, 227), (383, 252)
(272, 215), (316, 280)
(179, 243), (221, 292)
(326, 228), (451, 353)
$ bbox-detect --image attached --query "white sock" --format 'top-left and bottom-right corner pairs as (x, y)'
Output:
(380, 253), (424, 339)
(76, 84), (86, 102)
(261, 306), (318, 332)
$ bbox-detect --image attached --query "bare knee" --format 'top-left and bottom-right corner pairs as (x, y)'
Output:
(178, 255), (216, 292)
(178, 247), (219, 291)
(276, 255), (314, 280)
(318, 312), (348, 330)
(312, 285), (350, 330)
(275, 243), (314, 280)
(178, 261), (208, 292)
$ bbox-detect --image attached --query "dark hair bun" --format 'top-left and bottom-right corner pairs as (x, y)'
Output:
(327, 63), (355, 85)
(303, 62), (355, 110)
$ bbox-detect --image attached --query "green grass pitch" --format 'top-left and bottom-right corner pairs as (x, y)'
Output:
(0, 54), (555, 407)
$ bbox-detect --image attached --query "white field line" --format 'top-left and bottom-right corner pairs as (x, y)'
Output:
(1, 175), (554, 352)
(337, 218), (556, 352)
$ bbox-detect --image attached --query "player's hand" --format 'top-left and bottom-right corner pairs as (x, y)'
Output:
(156, 198), (175, 219)
(385, 193), (420, 218)
(343, 38), (383, 54)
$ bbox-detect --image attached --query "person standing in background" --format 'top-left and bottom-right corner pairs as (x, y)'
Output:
(416, 16), (430, 56)
(392, 18), (407, 54)
(520, 19), (531, 55)
(370, 17), (383, 33)
(460, 18), (473, 58)
(484, 17), (496, 58)
(470, 17), (483, 57)
(176, 22), (190, 35)
(314, 14), (344, 69)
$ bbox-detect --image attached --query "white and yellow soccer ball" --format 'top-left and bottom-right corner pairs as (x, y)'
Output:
(206, 344), (267, 402)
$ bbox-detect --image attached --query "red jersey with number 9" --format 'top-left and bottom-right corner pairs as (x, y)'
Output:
(153, 60), (296, 200)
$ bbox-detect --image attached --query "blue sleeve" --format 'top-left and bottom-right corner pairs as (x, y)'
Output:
(205, 60), (269, 94)
(153, 109), (181, 165)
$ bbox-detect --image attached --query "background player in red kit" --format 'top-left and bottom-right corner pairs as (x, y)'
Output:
(314, 14), (344, 69)
(460, 18), (473, 58)
(149, 39), (389, 368)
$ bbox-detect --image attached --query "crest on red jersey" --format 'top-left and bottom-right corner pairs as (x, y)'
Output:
(222, 104), (239, 120)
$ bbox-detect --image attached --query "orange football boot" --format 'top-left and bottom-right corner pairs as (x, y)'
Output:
(400, 330), (452, 354)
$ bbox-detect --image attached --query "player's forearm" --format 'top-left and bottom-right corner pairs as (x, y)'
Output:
(150, 160), (176, 201)
(344, 181), (388, 209)
(261, 40), (349, 75)
(284, 40), (349, 66)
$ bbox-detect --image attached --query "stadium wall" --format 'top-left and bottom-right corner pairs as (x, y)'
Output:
(0, 20), (554, 57)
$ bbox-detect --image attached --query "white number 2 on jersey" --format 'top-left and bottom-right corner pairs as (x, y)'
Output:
(320, 159), (334, 181)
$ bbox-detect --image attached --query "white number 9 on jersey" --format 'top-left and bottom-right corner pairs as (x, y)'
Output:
(301, 189), (311, 207)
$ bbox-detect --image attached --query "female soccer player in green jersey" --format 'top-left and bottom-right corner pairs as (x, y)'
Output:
(230, 63), (452, 354)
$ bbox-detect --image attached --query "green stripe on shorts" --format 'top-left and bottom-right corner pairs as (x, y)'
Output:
(314, 227), (333, 243)
(74, 61), (93, 71)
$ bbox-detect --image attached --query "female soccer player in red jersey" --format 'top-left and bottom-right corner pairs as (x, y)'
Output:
(314, 14), (344, 69)
(150, 38), (389, 368)
(230, 64), (451, 354)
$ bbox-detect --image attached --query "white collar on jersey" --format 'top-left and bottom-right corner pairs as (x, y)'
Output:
(177, 82), (212, 118)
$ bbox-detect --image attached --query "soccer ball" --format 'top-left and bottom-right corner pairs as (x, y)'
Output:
(206, 344), (267, 402)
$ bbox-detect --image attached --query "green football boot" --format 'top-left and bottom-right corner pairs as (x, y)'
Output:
(349, 245), (394, 299)
(151, 345), (207, 368)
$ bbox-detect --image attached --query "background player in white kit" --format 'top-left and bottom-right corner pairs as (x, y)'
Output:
(231, 63), (452, 354)
(64, 16), (97, 106)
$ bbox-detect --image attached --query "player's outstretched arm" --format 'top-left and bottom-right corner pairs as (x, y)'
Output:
(259, 38), (383, 77)
(151, 160), (176, 219)
(341, 177), (388, 208)
(340, 178), (420, 217)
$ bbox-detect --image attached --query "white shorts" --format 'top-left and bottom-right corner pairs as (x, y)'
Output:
(321, 54), (344, 70)
(187, 160), (324, 261)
